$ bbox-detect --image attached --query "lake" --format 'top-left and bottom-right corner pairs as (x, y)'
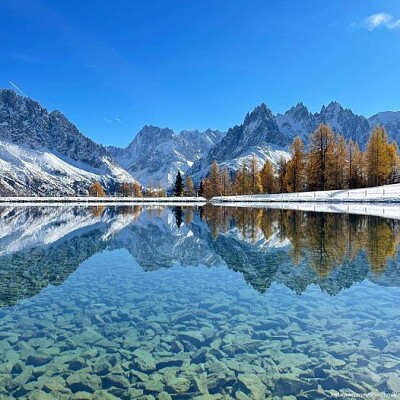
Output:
(0, 205), (400, 399)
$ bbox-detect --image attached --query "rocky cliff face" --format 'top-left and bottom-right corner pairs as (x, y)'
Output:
(0, 90), (136, 195)
(188, 103), (291, 181)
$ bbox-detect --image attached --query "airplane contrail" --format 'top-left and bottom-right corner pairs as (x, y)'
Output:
(9, 81), (27, 97)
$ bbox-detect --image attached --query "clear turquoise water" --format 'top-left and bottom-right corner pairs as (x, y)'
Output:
(0, 206), (400, 399)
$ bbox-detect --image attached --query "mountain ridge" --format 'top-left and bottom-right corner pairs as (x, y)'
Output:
(188, 100), (400, 182)
(1, 88), (399, 193)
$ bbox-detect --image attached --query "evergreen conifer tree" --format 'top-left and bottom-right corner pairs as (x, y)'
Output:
(173, 171), (184, 196)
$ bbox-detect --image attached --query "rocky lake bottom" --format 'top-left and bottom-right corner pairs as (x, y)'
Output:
(0, 206), (400, 399)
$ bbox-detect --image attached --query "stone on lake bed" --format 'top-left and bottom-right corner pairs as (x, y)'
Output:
(71, 392), (93, 400)
(237, 374), (266, 400)
(387, 374), (400, 393)
(156, 392), (173, 400)
(324, 355), (346, 368)
(235, 391), (252, 400)
(93, 391), (120, 400)
(26, 353), (52, 367)
(68, 357), (87, 371)
(66, 372), (102, 393)
(102, 373), (130, 389)
(133, 349), (156, 371)
(275, 352), (312, 369)
(143, 379), (165, 392)
(27, 390), (58, 400)
(73, 328), (104, 346)
(38, 375), (69, 393)
(178, 331), (206, 346)
(165, 375), (191, 393)
(274, 375), (316, 396)
(371, 336), (389, 350)
(194, 373), (209, 395)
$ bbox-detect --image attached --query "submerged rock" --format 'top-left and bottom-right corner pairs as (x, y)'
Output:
(178, 331), (206, 347)
(133, 349), (156, 372)
(26, 353), (52, 367)
(236, 374), (266, 400)
(66, 372), (102, 393)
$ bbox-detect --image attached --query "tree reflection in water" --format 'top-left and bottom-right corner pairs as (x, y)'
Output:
(201, 205), (400, 277)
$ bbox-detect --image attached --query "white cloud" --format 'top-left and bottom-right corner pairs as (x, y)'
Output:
(104, 117), (121, 124)
(363, 12), (400, 31)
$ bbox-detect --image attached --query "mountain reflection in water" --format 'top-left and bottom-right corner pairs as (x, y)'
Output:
(0, 205), (399, 307)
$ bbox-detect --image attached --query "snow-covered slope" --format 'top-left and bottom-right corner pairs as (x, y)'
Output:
(0, 141), (135, 196)
(0, 90), (136, 195)
(108, 125), (224, 188)
(369, 111), (400, 145)
(212, 183), (400, 204)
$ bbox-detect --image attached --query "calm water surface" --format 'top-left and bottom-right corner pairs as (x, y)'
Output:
(0, 205), (400, 399)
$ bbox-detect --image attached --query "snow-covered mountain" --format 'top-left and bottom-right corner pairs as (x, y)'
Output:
(108, 125), (224, 187)
(188, 103), (291, 181)
(277, 101), (372, 145)
(0, 90), (136, 196)
(369, 111), (400, 145)
(189, 101), (400, 182)
(1, 88), (399, 194)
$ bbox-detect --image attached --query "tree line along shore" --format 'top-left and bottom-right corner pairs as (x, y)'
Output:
(87, 124), (399, 200)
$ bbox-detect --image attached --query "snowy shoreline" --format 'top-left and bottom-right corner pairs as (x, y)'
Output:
(209, 201), (400, 220)
(211, 183), (400, 204)
(0, 196), (207, 206)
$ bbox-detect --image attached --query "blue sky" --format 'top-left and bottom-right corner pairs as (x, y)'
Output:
(1, 0), (400, 146)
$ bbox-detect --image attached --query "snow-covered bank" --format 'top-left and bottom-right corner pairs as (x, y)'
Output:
(0, 196), (206, 205)
(212, 183), (400, 204)
(210, 202), (400, 220)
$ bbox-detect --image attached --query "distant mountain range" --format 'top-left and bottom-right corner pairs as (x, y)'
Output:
(0, 88), (399, 194)
(108, 125), (224, 187)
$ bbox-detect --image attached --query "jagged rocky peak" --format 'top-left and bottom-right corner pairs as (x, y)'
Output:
(127, 125), (175, 153)
(244, 103), (274, 125)
(320, 100), (343, 113)
(0, 89), (110, 169)
(136, 125), (174, 141)
(285, 102), (311, 120)
(242, 103), (288, 147)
